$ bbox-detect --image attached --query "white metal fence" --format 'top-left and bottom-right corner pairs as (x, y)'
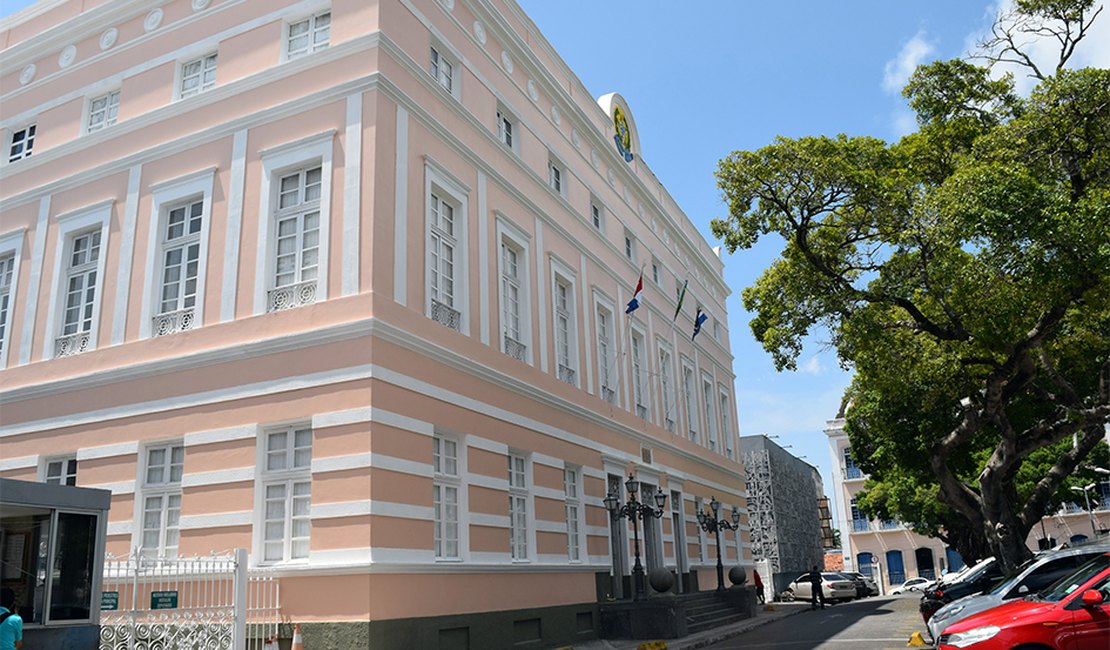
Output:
(100, 549), (280, 650)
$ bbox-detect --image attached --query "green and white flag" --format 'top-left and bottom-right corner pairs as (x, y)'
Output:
(672, 279), (688, 322)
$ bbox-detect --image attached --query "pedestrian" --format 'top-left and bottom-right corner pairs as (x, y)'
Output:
(753, 569), (765, 604)
(0, 588), (23, 650)
(807, 565), (826, 610)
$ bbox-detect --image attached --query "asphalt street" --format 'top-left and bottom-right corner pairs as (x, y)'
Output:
(703, 594), (931, 650)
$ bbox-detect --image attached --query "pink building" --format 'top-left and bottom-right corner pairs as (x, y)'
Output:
(0, 0), (749, 646)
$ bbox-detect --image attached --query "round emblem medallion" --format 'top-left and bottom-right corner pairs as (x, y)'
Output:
(59, 45), (77, 68)
(100, 28), (119, 50)
(20, 64), (36, 85)
(144, 9), (164, 32)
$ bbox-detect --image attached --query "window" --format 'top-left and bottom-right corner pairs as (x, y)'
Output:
(597, 304), (616, 404)
(720, 388), (733, 458)
(8, 124), (34, 162)
(844, 446), (862, 479)
(651, 258), (661, 286)
(702, 377), (717, 450)
(286, 11), (330, 59)
(180, 53), (217, 98)
(86, 91), (119, 133)
(260, 426), (312, 563)
(44, 456), (77, 486)
(433, 435), (460, 560)
(497, 109), (514, 149)
(553, 273), (577, 385)
(548, 159), (563, 195)
(430, 46), (454, 93)
(501, 240), (525, 361)
(154, 199), (203, 335)
(713, 319), (721, 341)
(631, 330), (647, 419)
(0, 254), (13, 359)
(590, 200), (603, 232)
(682, 360), (697, 441)
(508, 453), (529, 561)
(269, 166), (321, 311)
(623, 232), (635, 262)
(564, 467), (581, 562)
(429, 191), (460, 329)
(659, 346), (675, 432)
(57, 230), (101, 356)
(140, 443), (183, 557)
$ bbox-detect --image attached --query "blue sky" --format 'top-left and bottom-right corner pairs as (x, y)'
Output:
(6, 0), (1106, 529)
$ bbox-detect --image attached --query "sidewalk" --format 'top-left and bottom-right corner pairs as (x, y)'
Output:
(567, 601), (812, 650)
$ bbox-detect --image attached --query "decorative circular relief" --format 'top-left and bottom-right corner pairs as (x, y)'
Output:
(572, 129), (581, 149)
(590, 149), (599, 168)
(58, 45), (77, 68)
(527, 80), (538, 102)
(550, 105), (561, 125)
(473, 21), (486, 45)
(500, 51), (513, 74)
(144, 8), (164, 32)
(192, 0), (212, 10)
(100, 28), (119, 50)
(19, 64), (36, 85)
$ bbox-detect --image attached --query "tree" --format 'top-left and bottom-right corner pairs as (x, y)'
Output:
(712, 0), (1110, 574)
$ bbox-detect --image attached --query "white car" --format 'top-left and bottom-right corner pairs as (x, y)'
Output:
(890, 577), (932, 594)
(787, 572), (858, 603)
(840, 570), (879, 596)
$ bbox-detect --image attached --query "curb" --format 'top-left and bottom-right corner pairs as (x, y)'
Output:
(663, 605), (810, 650)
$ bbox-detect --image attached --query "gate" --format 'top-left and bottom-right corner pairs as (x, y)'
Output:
(100, 549), (279, 650)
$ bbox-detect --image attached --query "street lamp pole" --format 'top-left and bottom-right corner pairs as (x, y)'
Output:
(604, 474), (668, 601)
(1071, 483), (1098, 538)
(696, 496), (740, 592)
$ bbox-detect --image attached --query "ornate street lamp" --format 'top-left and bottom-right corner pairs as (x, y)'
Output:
(697, 496), (740, 592)
(604, 474), (668, 600)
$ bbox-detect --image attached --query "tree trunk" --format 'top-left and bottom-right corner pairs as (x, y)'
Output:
(979, 463), (1035, 575)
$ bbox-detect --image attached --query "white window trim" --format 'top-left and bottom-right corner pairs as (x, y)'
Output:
(140, 168), (216, 339)
(719, 385), (734, 459)
(564, 465), (584, 563)
(629, 325), (649, 419)
(623, 229), (637, 264)
(43, 201), (113, 360)
(82, 89), (120, 135)
(133, 440), (184, 557)
(550, 257), (579, 387)
(701, 373), (717, 451)
(508, 451), (535, 563)
(495, 215), (532, 365)
(423, 159), (470, 334)
(433, 432), (470, 561)
(589, 197), (605, 233)
(593, 292), (619, 404)
(547, 155), (566, 198)
(495, 104), (519, 155)
(175, 51), (218, 100)
(428, 40), (462, 101)
(282, 7), (331, 62)
(5, 123), (35, 163)
(253, 131), (334, 316)
(252, 422), (313, 567)
(39, 454), (78, 485)
(657, 339), (675, 432)
(0, 230), (25, 368)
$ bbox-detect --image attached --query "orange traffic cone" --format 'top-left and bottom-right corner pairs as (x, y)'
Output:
(292, 624), (305, 650)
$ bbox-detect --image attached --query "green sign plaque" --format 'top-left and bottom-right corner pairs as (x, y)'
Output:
(100, 591), (119, 611)
(151, 590), (178, 610)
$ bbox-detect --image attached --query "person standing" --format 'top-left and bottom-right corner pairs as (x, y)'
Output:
(807, 566), (826, 610)
(753, 569), (766, 604)
(0, 588), (23, 650)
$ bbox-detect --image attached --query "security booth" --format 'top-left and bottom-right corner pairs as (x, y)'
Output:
(0, 478), (110, 649)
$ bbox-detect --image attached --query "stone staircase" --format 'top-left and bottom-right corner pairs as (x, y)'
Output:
(682, 590), (749, 634)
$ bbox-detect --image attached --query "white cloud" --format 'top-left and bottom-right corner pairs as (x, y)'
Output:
(890, 108), (918, 139)
(799, 355), (825, 376)
(883, 31), (937, 94)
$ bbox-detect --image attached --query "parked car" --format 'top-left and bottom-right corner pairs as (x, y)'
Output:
(840, 571), (879, 596)
(927, 545), (1110, 641)
(786, 572), (858, 603)
(937, 552), (1110, 650)
(919, 557), (1004, 622)
(890, 577), (932, 594)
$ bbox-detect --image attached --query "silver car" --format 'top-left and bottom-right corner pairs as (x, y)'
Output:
(787, 572), (858, 603)
(926, 544), (1110, 641)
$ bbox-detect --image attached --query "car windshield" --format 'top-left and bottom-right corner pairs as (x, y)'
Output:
(1035, 554), (1110, 603)
(989, 557), (1038, 596)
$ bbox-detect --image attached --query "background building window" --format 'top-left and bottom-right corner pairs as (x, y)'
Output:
(140, 443), (183, 558)
(554, 277), (576, 385)
(548, 160), (563, 194)
(497, 109), (514, 149)
(508, 453), (529, 561)
(287, 11), (330, 58)
(8, 124), (34, 162)
(269, 166), (321, 311)
(428, 191), (460, 329)
(87, 91), (119, 132)
(564, 467), (581, 562)
(180, 53), (217, 98)
(659, 347), (675, 432)
(156, 200), (203, 334)
(631, 331), (647, 418)
(590, 201), (603, 231)
(433, 435), (460, 560)
(44, 457), (77, 486)
(0, 254), (13, 358)
(430, 46), (454, 93)
(597, 306), (616, 404)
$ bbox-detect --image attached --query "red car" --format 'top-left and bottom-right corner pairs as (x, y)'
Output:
(937, 552), (1110, 650)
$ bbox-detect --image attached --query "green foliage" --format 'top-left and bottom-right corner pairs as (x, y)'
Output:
(713, 0), (1110, 568)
